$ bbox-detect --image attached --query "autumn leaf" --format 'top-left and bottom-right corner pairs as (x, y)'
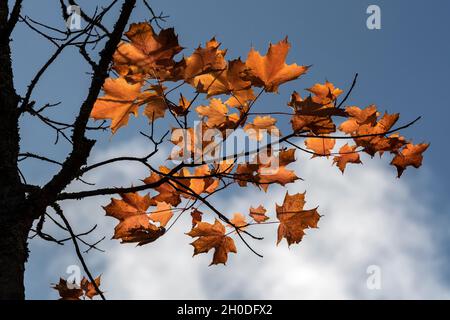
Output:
(113, 215), (164, 245)
(353, 111), (402, 156)
(171, 93), (191, 116)
(169, 123), (217, 161)
(390, 143), (429, 177)
(53, 276), (102, 300)
(276, 191), (320, 246)
(244, 116), (280, 141)
(142, 84), (169, 122)
(278, 148), (297, 166)
(113, 22), (182, 80)
(181, 38), (227, 81)
(289, 92), (341, 135)
(307, 81), (343, 106)
(149, 201), (173, 227)
(333, 143), (362, 173)
(53, 278), (84, 300)
(233, 149), (298, 190)
(81, 276), (102, 300)
(249, 205), (269, 223)
(191, 209), (203, 227)
(257, 149), (299, 191)
(339, 105), (378, 134)
(143, 167), (182, 206)
(229, 213), (248, 229)
(193, 58), (251, 97)
(244, 38), (309, 92)
(196, 98), (239, 129)
(103, 192), (155, 220)
(212, 159), (236, 175)
(187, 219), (237, 265)
(177, 164), (222, 197)
(91, 78), (148, 133)
(258, 166), (299, 191)
(103, 192), (165, 245)
(234, 163), (259, 187)
(225, 87), (255, 109)
(304, 136), (336, 157)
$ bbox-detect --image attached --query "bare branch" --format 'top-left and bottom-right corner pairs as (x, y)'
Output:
(28, 0), (137, 215)
(336, 73), (358, 109)
(3, 0), (23, 37)
(52, 203), (105, 300)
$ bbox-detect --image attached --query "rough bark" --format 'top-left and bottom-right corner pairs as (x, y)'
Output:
(0, 0), (137, 299)
(0, 0), (28, 300)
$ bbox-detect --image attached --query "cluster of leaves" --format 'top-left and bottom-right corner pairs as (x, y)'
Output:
(86, 22), (428, 266)
(53, 276), (102, 300)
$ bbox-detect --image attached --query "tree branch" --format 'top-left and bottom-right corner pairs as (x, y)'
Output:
(52, 203), (105, 300)
(28, 0), (137, 216)
(2, 0), (22, 38)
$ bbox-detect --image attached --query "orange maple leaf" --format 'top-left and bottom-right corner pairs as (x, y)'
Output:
(193, 58), (251, 97)
(244, 116), (280, 141)
(53, 278), (84, 300)
(289, 92), (340, 135)
(229, 213), (248, 230)
(91, 78), (149, 133)
(191, 209), (203, 227)
(276, 191), (320, 246)
(257, 149), (299, 191)
(244, 38), (308, 92)
(81, 276), (102, 300)
(143, 168), (182, 206)
(304, 136), (336, 157)
(249, 205), (269, 223)
(333, 143), (362, 173)
(307, 81), (343, 106)
(113, 22), (182, 80)
(103, 192), (166, 245)
(196, 98), (239, 129)
(187, 219), (237, 265)
(181, 38), (227, 81)
(390, 143), (429, 177)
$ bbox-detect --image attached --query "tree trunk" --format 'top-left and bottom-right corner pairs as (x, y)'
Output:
(0, 215), (31, 300)
(0, 0), (29, 300)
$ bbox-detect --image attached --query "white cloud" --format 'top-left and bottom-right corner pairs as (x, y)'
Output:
(27, 138), (449, 299)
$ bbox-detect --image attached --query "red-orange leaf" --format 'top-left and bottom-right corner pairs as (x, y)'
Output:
(333, 143), (362, 173)
(149, 202), (173, 227)
(113, 22), (182, 80)
(91, 78), (148, 133)
(276, 192), (320, 246)
(304, 136), (336, 157)
(182, 38), (227, 81)
(249, 205), (269, 223)
(244, 116), (280, 141)
(307, 81), (343, 106)
(80, 276), (102, 300)
(191, 209), (203, 227)
(390, 143), (429, 177)
(229, 213), (248, 229)
(53, 278), (83, 300)
(187, 219), (237, 265)
(196, 98), (239, 129)
(244, 38), (308, 92)
(103, 192), (165, 246)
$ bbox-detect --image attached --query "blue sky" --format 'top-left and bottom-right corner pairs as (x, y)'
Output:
(9, 0), (450, 299)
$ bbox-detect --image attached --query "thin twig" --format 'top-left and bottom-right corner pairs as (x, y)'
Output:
(52, 203), (105, 300)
